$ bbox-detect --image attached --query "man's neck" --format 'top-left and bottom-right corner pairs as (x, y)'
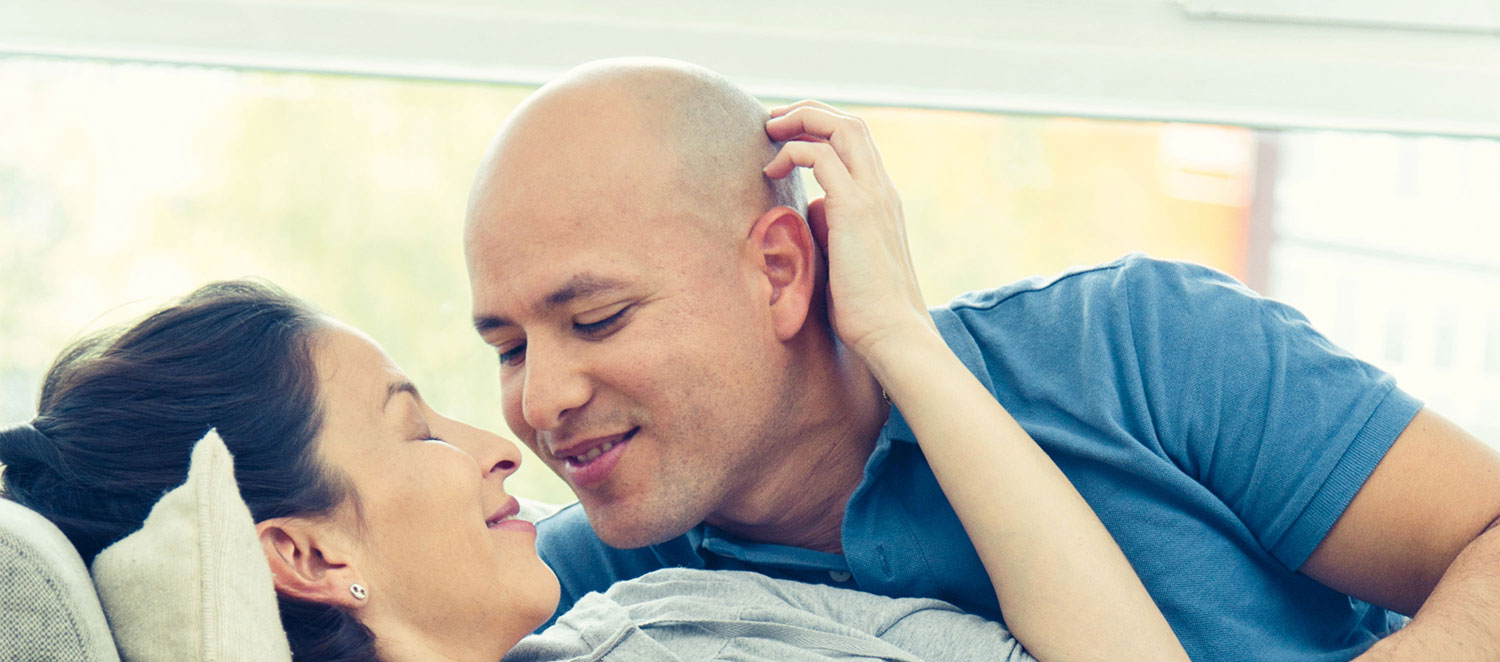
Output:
(704, 342), (888, 554)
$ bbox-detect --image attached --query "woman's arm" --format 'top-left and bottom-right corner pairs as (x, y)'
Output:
(867, 326), (1187, 661)
(765, 100), (1188, 662)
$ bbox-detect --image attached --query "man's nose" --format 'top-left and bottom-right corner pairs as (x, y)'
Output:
(520, 339), (592, 432)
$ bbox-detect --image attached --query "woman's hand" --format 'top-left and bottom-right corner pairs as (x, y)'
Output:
(766, 100), (1190, 662)
(763, 100), (937, 362)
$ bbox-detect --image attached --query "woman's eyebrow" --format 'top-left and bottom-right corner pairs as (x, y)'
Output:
(382, 381), (419, 413)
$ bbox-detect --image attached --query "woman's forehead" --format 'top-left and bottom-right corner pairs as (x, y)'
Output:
(312, 324), (407, 414)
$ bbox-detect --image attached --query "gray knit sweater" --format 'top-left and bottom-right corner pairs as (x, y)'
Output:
(505, 568), (1034, 662)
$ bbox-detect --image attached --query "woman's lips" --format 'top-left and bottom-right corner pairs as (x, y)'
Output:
(488, 518), (537, 536)
(485, 497), (520, 525)
(485, 498), (535, 535)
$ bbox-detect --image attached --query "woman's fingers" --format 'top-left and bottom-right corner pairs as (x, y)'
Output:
(763, 139), (856, 200)
(765, 103), (881, 179)
(768, 98), (846, 118)
(804, 197), (830, 254)
(763, 100), (931, 356)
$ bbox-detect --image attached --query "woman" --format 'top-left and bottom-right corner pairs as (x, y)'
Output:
(1, 107), (1187, 662)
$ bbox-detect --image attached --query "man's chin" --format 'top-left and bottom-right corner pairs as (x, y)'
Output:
(583, 500), (696, 550)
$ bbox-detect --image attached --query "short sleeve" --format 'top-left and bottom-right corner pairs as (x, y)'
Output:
(1122, 257), (1422, 570)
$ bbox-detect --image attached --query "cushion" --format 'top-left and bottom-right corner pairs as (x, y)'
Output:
(0, 497), (120, 662)
(90, 430), (292, 662)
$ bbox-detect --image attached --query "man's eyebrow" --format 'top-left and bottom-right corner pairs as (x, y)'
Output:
(382, 381), (419, 412)
(544, 275), (629, 308)
(473, 314), (509, 335)
(472, 274), (629, 335)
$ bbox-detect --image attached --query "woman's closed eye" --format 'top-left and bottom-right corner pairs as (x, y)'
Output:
(414, 421), (447, 444)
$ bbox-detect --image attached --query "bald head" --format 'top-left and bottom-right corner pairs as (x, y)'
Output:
(466, 58), (805, 243)
(464, 61), (848, 552)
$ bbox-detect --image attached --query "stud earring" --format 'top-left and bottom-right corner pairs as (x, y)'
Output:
(350, 583), (368, 600)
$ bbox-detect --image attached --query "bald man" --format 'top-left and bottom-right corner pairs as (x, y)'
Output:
(464, 58), (1500, 661)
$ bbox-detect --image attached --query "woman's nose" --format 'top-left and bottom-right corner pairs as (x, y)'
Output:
(480, 427), (523, 480)
(441, 417), (523, 479)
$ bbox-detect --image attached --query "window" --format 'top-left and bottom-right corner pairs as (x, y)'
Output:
(3, 55), (1497, 507)
(1266, 131), (1500, 444)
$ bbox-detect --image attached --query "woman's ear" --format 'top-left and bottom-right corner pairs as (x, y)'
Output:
(746, 205), (819, 342)
(257, 517), (363, 609)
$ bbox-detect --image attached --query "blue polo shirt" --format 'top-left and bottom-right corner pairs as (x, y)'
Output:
(535, 254), (1421, 661)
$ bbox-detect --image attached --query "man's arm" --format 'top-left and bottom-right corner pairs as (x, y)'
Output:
(1299, 408), (1500, 659)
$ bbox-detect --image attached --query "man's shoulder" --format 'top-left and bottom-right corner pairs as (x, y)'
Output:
(941, 253), (1240, 316)
(922, 253), (1258, 406)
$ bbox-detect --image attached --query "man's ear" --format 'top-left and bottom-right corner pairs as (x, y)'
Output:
(257, 517), (363, 609)
(745, 205), (819, 342)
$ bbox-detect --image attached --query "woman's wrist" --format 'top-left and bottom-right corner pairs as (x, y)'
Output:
(855, 318), (953, 393)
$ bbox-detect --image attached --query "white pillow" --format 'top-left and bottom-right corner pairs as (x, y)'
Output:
(90, 429), (292, 662)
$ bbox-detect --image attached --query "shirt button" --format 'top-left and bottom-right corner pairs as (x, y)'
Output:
(829, 570), (853, 583)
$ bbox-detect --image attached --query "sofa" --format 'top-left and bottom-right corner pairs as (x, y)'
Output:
(0, 497), (119, 661)
(0, 489), (568, 661)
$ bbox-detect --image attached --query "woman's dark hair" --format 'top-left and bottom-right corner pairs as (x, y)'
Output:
(0, 280), (377, 661)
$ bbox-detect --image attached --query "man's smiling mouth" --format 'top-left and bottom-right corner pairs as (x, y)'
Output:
(561, 427), (639, 467)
